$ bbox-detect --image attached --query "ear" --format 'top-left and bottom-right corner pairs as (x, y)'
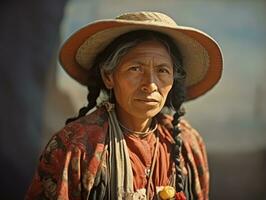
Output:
(100, 69), (114, 89)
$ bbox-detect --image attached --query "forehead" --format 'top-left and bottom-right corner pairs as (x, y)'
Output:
(121, 40), (172, 62)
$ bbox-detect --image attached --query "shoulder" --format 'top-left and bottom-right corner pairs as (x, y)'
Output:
(178, 118), (205, 145)
(156, 113), (205, 144)
(179, 119), (209, 198)
(26, 107), (110, 199)
(179, 118), (208, 173)
(47, 106), (109, 153)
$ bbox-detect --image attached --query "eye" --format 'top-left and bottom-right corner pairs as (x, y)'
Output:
(128, 65), (142, 72)
(158, 66), (171, 74)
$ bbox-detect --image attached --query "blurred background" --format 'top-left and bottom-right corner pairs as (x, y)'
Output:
(0, 0), (265, 199)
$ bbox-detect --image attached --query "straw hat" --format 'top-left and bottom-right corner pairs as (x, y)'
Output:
(59, 11), (223, 101)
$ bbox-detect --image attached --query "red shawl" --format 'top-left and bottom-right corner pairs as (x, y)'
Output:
(25, 106), (209, 200)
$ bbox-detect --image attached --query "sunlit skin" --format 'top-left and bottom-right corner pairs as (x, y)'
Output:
(101, 40), (174, 133)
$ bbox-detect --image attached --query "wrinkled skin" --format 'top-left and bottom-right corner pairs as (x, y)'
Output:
(101, 40), (174, 132)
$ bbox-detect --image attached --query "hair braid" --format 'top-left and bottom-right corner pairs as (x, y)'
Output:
(169, 64), (186, 192)
(65, 84), (101, 124)
(172, 110), (185, 192)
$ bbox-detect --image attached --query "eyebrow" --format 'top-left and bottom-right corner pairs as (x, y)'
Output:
(130, 60), (173, 68)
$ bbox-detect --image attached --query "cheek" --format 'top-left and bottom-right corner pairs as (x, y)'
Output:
(113, 78), (136, 101)
(161, 80), (174, 97)
(114, 73), (140, 91)
(161, 88), (172, 102)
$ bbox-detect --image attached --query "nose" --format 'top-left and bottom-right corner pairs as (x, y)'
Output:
(141, 72), (158, 93)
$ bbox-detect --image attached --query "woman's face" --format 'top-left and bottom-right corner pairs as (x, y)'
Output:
(102, 40), (174, 122)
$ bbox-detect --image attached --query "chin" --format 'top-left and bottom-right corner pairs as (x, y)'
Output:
(135, 108), (161, 119)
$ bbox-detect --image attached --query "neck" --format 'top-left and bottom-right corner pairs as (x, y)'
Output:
(115, 109), (152, 133)
(120, 118), (152, 133)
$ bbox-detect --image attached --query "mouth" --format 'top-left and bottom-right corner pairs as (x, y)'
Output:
(135, 98), (160, 104)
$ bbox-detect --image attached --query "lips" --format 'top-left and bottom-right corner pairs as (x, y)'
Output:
(135, 98), (160, 103)
(139, 99), (158, 102)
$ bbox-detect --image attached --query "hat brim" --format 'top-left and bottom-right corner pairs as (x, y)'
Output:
(59, 19), (223, 101)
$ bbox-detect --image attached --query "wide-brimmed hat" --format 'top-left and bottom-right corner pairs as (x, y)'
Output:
(59, 11), (223, 101)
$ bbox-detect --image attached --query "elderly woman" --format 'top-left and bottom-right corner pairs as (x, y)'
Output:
(26, 11), (222, 200)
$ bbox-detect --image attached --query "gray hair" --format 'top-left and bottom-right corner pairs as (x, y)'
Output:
(100, 40), (138, 73)
(99, 38), (183, 79)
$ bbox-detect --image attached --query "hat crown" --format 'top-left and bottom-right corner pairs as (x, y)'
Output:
(116, 11), (178, 27)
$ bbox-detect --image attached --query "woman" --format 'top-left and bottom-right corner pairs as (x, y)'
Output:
(26, 11), (222, 200)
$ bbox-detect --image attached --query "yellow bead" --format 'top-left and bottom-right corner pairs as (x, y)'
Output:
(159, 186), (176, 199)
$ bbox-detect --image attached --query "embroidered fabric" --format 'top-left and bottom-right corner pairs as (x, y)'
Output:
(25, 105), (209, 200)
